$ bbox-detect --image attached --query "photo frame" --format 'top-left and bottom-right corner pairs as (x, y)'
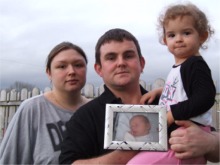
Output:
(104, 104), (167, 151)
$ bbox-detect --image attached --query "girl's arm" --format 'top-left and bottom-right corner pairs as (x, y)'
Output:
(140, 87), (163, 104)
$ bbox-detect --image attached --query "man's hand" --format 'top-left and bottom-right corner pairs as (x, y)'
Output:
(169, 120), (219, 162)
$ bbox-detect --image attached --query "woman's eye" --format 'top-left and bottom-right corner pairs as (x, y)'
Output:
(57, 65), (66, 69)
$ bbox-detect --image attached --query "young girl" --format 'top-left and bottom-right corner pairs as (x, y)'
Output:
(128, 3), (216, 164)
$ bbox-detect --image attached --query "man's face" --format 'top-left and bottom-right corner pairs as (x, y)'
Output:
(95, 40), (145, 89)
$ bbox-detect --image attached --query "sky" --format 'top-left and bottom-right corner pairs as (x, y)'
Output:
(0, 0), (219, 92)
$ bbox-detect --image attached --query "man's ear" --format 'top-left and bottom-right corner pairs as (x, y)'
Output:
(140, 56), (145, 73)
(94, 63), (103, 77)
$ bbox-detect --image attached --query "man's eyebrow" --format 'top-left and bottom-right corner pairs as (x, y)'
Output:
(103, 49), (136, 57)
(105, 52), (117, 56)
(123, 50), (135, 54)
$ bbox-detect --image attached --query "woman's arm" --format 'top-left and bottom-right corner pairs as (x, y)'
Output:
(0, 103), (33, 164)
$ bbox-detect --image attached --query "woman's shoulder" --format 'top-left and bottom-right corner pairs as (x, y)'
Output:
(20, 94), (46, 106)
(8, 95), (46, 122)
(16, 94), (49, 115)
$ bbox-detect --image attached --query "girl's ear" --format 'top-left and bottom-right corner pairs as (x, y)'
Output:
(200, 31), (208, 44)
(163, 37), (167, 45)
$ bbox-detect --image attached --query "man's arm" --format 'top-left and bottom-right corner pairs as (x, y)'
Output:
(72, 150), (138, 164)
(204, 131), (219, 162)
(169, 120), (219, 162)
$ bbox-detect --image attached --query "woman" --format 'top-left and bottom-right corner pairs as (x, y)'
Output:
(0, 42), (90, 164)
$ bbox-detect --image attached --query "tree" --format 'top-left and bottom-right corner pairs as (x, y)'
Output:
(8, 81), (36, 92)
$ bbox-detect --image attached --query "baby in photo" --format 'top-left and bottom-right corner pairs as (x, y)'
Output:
(124, 115), (153, 142)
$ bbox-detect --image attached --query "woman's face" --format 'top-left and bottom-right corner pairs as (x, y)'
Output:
(47, 49), (87, 93)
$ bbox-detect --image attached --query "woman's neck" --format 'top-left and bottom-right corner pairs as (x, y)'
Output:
(46, 90), (87, 112)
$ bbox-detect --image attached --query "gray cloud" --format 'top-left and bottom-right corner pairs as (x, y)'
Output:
(0, 0), (219, 92)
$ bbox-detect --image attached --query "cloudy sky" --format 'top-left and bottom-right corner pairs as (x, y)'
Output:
(0, 0), (219, 92)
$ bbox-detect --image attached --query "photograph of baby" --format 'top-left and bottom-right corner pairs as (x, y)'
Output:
(104, 104), (167, 150)
(124, 115), (153, 142)
(113, 112), (159, 143)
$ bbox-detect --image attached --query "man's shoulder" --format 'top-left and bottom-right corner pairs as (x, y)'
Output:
(75, 96), (104, 115)
(82, 96), (103, 107)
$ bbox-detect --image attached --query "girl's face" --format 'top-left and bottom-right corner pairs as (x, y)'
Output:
(163, 15), (207, 65)
(47, 49), (87, 93)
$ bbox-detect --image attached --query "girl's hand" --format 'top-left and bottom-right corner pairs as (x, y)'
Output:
(140, 87), (163, 104)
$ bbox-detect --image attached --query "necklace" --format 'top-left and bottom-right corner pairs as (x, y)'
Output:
(52, 92), (72, 111)
(51, 92), (83, 111)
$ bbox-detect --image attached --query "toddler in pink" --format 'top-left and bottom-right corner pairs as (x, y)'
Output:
(127, 2), (216, 165)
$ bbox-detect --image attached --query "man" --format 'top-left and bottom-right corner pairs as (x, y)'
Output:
(59, 28), (219, 164)
(59, 28), (147, 164)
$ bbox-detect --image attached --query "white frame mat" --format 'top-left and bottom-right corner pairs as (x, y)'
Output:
(104, 104), (168, 151)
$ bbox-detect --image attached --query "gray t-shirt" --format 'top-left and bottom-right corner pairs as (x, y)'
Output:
(0, 94), (74, 164)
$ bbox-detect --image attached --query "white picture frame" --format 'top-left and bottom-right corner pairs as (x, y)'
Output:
(104, 104), (168, 151)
